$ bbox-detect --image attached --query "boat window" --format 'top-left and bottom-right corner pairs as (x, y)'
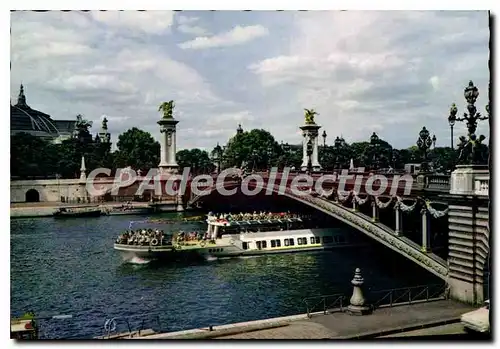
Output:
(289, 238), (295, 246)
(284, 239), (290, 246)
(242, 242), (248, 250)
(322, 236), (333, 243)
(262, 241), (267, 248)
(276, 239), (281, 247)
(271, 240), (276, 248)
(256, 241), (262, 250)
(302, 237), (307, 245)
(310, 237), (315, 244)
(209, 249), (212, 253)
(338, 236), (345, 243)
(220, 248), (223, 252)
(315, 237), (320, 244)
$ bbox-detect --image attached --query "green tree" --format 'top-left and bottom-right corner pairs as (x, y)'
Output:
(11, 133), (52, 178)
(177, 148), (214, 174)
(428, 147), (457, 173)
(114, 127), (160, 171)
(223, 129), (281, 170)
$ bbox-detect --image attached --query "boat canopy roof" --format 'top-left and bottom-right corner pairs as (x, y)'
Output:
(209, 217), (303, 226)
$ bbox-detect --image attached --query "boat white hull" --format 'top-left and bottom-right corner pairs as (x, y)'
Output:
(114, 228), (364, 261)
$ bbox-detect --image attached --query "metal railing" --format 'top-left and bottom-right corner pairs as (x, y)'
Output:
(369, 283), (447, 309)
(302, 293), (348, 318)
(99, 313), (163, 339)
(302, 284), (447, 318)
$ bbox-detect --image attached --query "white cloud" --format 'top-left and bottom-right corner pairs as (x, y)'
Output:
(178, 25), (269, 50)
(177, 24), (210, 36)
(175, 14), (209, 35)
(248, 11), (490, 146)
(90, 11), (174, 34)
(176, 15), (199, 25)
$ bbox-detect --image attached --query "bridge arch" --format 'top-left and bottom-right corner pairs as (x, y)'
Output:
(25, 188), (40, 203)
(189, 181), (448, 280)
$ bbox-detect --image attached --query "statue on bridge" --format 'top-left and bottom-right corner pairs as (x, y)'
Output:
(457, 134), (488, 165)
(304, 108), (318, 125)
(158, 100), (175, 119)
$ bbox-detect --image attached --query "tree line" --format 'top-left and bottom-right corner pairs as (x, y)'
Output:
(11, 126), (481, 179)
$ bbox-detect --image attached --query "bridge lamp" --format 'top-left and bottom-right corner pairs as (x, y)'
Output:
(322, 130), (327, 147)
(432, 134), (437, 148)
(370, 132), (380, 170)
(213, 143), (223, 173)
(448, 103), (457, 149)
(416, 127), (434, 173)
(267, 146), (273, 168)
(334, 136), (345, 169)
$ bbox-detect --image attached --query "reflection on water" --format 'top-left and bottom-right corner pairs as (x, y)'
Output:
(11, 213), (442, 339)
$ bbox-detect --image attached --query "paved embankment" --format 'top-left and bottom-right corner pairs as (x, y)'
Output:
(135, 300), (476, 340)
(10, 202), (151, 218)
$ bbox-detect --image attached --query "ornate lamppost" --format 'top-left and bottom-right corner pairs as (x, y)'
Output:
(212, 143), (223, 173)
(453, 80), (489, 165)
(391, 149), (399, 171)
(416, 127), (435, 173)
(448, 103), (457, 149)
(432, 134), (437, 149)
(281, 142), (291, 168)
(267, 145), (273, 170)
(322, 130), (327, 147)
(370, 132), (380, 170)
(334, 136), (346, 170)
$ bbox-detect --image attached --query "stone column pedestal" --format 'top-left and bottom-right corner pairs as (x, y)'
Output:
(158, 117), (180, 175)
(300, 124), (322, 172)
(450, 164), (489, 195)
(347, 268), (372, 316)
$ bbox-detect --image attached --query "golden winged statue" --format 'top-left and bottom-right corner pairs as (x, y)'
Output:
(158, 100), (175, 119)
(304, 108), (318, 125)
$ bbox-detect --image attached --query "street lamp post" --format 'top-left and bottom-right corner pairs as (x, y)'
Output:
(213, 143), (222, 173)
(416, 127), (434, 173)
(448, 103), (457, 149)
(453, 80), (489, 165)
(370, 132), (380, 170)
(282, 142), (291, 169)
(322, 130), (327, 147)
(334, 136), (345, 170)
(267, 145), (273, 170)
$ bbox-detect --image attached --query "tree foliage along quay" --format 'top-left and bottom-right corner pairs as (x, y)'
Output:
(10, 126), (479, 179)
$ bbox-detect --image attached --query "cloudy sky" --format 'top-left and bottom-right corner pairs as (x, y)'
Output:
(10, 10), (490, 150)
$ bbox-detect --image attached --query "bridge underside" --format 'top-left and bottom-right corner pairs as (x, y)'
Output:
(189, 185), (449, 280)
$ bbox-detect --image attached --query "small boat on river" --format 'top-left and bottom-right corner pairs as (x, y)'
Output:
(102, 204), (153, 216)
(53, 206), (102, 218)
(114, 211), (363, 262)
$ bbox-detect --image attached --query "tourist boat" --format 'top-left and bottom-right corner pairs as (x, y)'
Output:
(113, 212), (362, 262)
(102, 204), (153, 216)
(53, 206), (102, 218)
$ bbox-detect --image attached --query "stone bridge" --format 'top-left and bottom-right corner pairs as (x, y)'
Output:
(186, 169), (490, 305)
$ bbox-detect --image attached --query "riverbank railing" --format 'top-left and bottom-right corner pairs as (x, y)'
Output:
(301, 284), (448, 318)
(302, 294), (348, 318)
(368, 283), (448, 310)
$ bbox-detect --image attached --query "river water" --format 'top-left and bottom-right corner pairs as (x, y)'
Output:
(11, 212), (442, 339)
